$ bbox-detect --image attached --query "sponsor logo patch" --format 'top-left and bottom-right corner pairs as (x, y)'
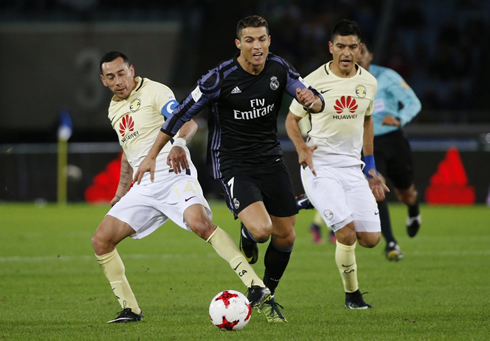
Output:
(334, 96), (358, 114)
(323, 210), (334, 220)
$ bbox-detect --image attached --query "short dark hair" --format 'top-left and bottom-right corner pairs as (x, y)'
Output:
(99, 51), (129, 74)
(330, 19), (362, 42)
(236, 15), (269, 39)
(361, 38), (371, 51)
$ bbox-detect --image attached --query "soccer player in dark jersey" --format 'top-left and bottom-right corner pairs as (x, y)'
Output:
(135, 15), (324, 323)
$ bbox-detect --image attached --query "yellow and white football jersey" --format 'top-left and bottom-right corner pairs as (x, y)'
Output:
(289, 61), (377, 167)
(107, 76), (185, 183)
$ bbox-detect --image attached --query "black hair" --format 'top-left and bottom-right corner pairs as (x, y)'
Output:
(99, 51), (129, 74)
(361, 38), (371, 51)
(236, 15), (269, 39)
(330, 19), (362, 42)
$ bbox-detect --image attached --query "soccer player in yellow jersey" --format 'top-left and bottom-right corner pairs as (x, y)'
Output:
(286, 20), (389, 309)
(92, 51), (271, 323)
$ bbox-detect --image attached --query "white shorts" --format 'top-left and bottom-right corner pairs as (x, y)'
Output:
(301, 164), (380, 233)
(107, 170), (212, 240)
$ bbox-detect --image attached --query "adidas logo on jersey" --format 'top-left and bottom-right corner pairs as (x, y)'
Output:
(231, 86), (242, 94)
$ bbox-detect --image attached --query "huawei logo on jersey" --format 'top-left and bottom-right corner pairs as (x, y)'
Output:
(334, 96), (358, 114)
(119, 115), (140, 143)
(119, 115), (134, 137)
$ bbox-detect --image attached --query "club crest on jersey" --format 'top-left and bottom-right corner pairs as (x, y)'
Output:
(323, 210), (334, 220)
(270, 76), (279, 90)
(355, 85), (367, 98)
(129, 98), (141, 112)
(233, 198), (240, 210)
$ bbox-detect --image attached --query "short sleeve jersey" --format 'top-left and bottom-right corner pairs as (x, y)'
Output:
(108, 77), (184, 183)
(289, 62), (377, 167)
(162, 53), (312, 179)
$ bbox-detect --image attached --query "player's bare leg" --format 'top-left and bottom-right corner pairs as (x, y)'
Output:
(239, 202), (273, 242)
(356, 231), (380, 248)
(238, 201), (271, 264)
(92, 216), (143, 323)
(395, 185), (421, 237)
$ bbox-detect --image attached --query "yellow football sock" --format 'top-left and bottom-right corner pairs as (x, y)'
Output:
(335, 241), (358, 293)
(96, 249), (141, 314)
(207, 227), (265, 288)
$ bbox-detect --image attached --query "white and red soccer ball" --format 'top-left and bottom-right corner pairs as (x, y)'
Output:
(209, 290), (251, 331)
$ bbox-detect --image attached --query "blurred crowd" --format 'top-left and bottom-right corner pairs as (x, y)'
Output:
(258, 0), (489, 124)
(2, 0), (488, 124)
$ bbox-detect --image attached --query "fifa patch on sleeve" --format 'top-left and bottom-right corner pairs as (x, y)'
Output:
(298, 77), (310, 88)
(400, 80), (410, 89)
(191, 86), (203, 102)
(161, 99), (179, 118)
(373, 98), (385, 114)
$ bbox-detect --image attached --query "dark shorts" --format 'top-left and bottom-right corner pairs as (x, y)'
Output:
(220, 163), (298, 219)
(374, 129), (414, 190)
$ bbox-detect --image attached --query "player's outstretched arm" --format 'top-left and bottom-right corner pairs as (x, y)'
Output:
(295, 88), (323, 113)
(363, 115), (389, 199)
(167, 119), (198, 174)
(134, 131), (172, 184)
(285, 111), (318, 176)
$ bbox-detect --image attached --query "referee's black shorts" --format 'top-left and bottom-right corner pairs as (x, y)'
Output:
(220, 163), (298, 219)
(373, 129), (414, 190)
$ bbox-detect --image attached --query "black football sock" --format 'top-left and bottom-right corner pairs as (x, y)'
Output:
(378, 200), (397, 246)
(263, 242), (292, 295)
(408, 198), (420, 218)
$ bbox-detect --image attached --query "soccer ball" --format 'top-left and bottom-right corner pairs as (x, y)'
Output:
(209, 290), (251, 331)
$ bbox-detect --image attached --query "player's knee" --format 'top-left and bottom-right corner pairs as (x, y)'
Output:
(396, 187), (417, 205)
(254, 233), (271, 244)
(336, 233), (356, 246)
(249, 224), (272, 243)
(91, 232), (110, 255)
(277, 228), (296, 247)
(357, 233), (380, 248)
(335, 223), (356, 245)
(187, 217), (214, 240)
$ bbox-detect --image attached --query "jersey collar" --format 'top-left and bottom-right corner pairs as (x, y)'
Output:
(324, 61), (361, 78)
(111, 76), (144, 102)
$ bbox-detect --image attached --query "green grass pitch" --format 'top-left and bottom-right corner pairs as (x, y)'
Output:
(0, 202), (489, 340)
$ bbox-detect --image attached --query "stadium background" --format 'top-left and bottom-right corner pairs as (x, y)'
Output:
(0, 0), (489, 203)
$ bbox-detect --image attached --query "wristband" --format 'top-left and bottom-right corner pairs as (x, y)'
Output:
(363, 155), (378, 178)
(173, 137), (186, 148)
(303, 101), (316, 112)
